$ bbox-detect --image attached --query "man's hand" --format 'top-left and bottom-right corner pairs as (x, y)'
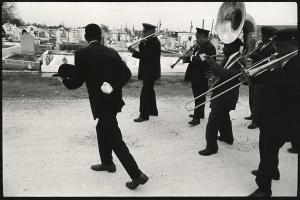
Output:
(101, 82), (113, 94)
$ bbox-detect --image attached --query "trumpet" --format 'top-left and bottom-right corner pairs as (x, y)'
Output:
(170, 42), (201, 69)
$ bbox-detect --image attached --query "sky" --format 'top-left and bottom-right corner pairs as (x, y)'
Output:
(15, 2), (298, 31)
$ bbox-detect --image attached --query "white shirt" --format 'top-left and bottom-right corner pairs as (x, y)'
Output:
(88, 40), (98, 46)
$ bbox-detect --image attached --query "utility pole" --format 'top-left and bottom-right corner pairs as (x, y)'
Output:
(202, 19), (204, 29)
(210, 19), (214, 39)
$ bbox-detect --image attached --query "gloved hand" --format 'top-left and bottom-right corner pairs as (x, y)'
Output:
(101, 82), (113, 94)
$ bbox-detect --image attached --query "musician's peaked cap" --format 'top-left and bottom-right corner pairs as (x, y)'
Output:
(196, 28), (210, 37)
(142, 23), (157, 30)
(273, 28), (298, 41)
(261, 26), (278, 36)
(52, 64), (76, 78)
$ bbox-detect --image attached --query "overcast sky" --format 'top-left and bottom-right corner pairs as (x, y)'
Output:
(15, 2), (297, 31)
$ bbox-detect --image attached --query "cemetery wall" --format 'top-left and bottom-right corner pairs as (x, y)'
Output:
(2, 44), (21, 58)
(2, 58), (40, 71)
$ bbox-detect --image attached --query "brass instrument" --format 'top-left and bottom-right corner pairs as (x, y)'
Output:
(185, 52), (276, 111)
(127, 29), (163, 49)
(185, 2), (257, 111)
(248, 35), (276, 57)
(247, 50), (298, 77)
(207, 3), (257, 89)
(170, 42), (201, 69)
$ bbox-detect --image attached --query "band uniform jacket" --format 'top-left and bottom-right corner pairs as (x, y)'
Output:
(184, 40), (217, 86)
(249, 40), (276, 63)
(132, 37), (161, 81)
(251, 56), (300, 138)
(62, 41), (132, 119)
(206, 52), (245, 111)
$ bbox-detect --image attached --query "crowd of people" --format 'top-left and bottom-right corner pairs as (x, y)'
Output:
(54, 22), (298, 197)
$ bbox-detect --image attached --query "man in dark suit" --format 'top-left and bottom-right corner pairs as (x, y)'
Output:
(246, 26), (277, 129)
(198, 38), (244, 156)
(183, 28), (216, 126)
(248, 28), (299, 197)
(129, 23), (161, 122)
(57, 24), (148, 190)
(248, 26), (281, 181)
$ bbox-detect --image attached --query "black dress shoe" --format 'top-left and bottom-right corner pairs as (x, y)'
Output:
(134, 116), (149, 122)
(188, 119), (200, 125)
(287, 147), (298, 154)
(248, 188), (272, 197)
(251, 169), (280, 180)
(247, 123), (258, 129)
(244, 116), (252, 120)
(126, 172), (149, 190)
(217, 136), (234, 145)
(189, 114), (194, 118)
(91, 163), (116, 172)
(198, 148), (218, 156)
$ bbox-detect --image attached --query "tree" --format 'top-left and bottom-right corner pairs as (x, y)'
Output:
(2, 2), (16, 24)
(10, 18), (25, 26)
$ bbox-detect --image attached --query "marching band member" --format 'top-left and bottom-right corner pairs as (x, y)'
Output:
(246, 26), (278, 129)
(58, 24), (148, 190)
(129, 23), (161, 122)
(182, 28), (216, 126)
(198, 38), (245, 156)
(248, 28), (299, 197)
(248, 26), (281, 182)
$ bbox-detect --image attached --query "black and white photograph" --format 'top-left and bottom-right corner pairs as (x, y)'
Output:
(2, 1), (298, 197)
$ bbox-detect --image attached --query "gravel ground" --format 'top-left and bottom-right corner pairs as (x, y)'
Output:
(3, 92), (297, 197)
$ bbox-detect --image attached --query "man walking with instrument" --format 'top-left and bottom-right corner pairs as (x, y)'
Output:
(198, 38), (244, 156)
(182, 28), (216, 126)
(248, 28), (299, 197)
(57, 24), (148, 190)
(246, 26), (277, 129)
(128, 23), (161, 122)
(248, 26), (281, 182)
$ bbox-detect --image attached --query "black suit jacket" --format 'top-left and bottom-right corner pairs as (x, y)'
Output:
(132, 37), (161, 81)
(206, 52), (244, 111)
(184, 40), (216, 85)
(251, 56), (300, 136)
(62, 41), (132, 119)
(249, 40), (276, 63)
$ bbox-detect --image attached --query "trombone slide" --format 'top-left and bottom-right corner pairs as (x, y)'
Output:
(247, 50), (298, 77)
(127, 31), (159, 49)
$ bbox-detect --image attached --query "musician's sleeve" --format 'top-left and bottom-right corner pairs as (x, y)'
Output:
(249, 43), (263, 61)
(62, 51), (86, 89)
(207, 59), (240, 80)
(110, 54), (132, 89)
(132, 40), (160, 60)
(192, 45), (216, 72)
(132, 49), (141, 59)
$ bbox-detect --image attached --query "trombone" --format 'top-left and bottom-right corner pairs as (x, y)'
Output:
(185, 50), (298, 111)
(248, 49), (298, 77)
(127, 29), (164, 49)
